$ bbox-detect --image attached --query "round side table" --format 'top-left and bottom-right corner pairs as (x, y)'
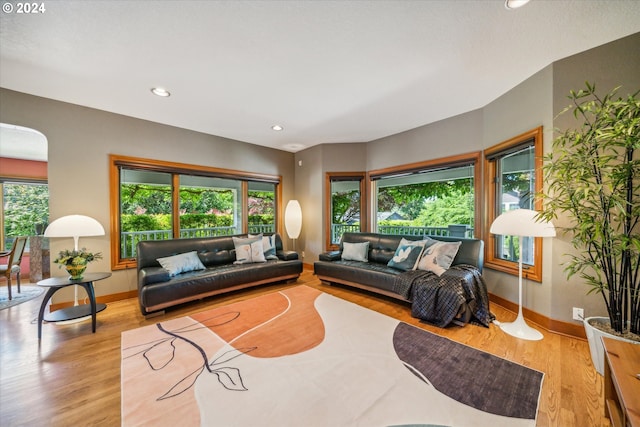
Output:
(37, 272), (111, 339)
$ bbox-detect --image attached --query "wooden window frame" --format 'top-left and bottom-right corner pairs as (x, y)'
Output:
(109, 154), (282, 270)
(483, 126), (544, 281)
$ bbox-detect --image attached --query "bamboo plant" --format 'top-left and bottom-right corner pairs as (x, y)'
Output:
(539, 82), (640, 337)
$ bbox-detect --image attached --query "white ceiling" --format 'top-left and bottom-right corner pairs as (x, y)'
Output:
(1, 1), (639, 155)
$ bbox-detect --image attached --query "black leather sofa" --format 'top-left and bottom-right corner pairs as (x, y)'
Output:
(314, 232), (491, 327)
(314, 232), (483, 300)
(137, 233), (302, 317)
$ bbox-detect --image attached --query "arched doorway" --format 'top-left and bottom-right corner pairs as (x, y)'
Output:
(0, 123), (49, 281)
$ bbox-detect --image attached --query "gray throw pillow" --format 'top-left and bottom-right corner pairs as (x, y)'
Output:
(157, 251), (206, 276)
(341, 241), (369, 262)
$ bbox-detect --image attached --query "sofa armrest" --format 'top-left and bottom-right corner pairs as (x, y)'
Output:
(138, 266), (170, 289)
(277, 250), (299, 261)
(319, 251), (342, 262)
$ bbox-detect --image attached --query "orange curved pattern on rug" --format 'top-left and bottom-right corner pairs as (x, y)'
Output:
(191, 292), (290, 341)
(191, 285), (325, 358)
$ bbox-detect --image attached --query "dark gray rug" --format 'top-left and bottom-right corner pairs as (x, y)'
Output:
(393, 322), (544, 420)
(0, 285), (44, 310)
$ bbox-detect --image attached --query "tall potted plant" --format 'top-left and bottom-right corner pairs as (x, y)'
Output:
(539, 82), (639, 374)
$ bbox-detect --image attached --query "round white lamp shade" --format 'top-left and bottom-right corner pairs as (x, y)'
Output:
(490, 208), (556, 238)
(284, 200), (302, 239)
(44, 214), (105, 250)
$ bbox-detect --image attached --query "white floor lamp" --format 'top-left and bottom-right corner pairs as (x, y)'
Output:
(490, 209), (555, 341)
(44, 214), (105, 307)
(284, 200), (302, 252)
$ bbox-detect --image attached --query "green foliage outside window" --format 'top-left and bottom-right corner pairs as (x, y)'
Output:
(332, 190), (360, 224)
(415, 188), (474, 227)
(120, 185), (275, 232)
(3, 183), (49, 249)
(331, 180), (476, 228)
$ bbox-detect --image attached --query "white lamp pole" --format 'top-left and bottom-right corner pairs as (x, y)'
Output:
(490, 209), (555, 341)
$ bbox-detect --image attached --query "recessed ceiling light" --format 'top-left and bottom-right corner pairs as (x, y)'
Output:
(271, 125), (284, 131)
(151, 87), (171, 97)
(505, 0), (530, 10)
(283, 143), (306, 151)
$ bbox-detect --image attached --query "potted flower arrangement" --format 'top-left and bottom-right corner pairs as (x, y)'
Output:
(539, 82), (639, 374)
(53, 248), (102, 280)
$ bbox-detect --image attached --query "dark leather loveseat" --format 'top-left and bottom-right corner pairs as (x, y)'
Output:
(314, 232), (491, 327)
(315, 232), (484, 300)
(137, 233), (302, 317)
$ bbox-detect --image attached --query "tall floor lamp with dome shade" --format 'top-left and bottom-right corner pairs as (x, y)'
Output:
(490, 208), (555, 341)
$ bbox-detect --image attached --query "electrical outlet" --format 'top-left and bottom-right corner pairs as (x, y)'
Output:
(572, 307), (584, 321)
(301, 251), (305, 258)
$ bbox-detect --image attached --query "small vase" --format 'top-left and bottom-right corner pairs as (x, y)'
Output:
(66, 264), (87, 280)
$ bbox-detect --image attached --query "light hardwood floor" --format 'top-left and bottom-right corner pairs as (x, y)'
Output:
(1, 271), (610, 426)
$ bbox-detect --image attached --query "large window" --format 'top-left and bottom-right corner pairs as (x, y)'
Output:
(369, 153), (481, 238)
(325, 172), (366, 250)
(110, 155), (281, 269)
(484, 127), (543, 281)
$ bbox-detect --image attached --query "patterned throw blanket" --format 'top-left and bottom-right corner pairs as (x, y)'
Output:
(392, 265), (493, 328)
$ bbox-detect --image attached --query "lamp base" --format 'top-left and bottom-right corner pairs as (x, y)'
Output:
(499, 315), (543, 341)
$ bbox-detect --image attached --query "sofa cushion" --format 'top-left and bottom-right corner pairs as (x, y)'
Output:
(314, 259), (405, 297)
(139, 259), (304, 313)
(198, 249), (235, 266)
(416, 238), (461, 276)
(387, 238), (425, 271)
(233, 236), (267, 264)
(342, 241), (369, 262)
(156, 251), (206, 276)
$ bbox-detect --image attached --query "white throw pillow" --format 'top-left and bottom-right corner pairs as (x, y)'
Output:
(249, 233), (278, 260)
(416, 238), (461, 276)
(341, 241), (369, 262)
(157, 251), (206, 276)
(233, 236), (267, 264)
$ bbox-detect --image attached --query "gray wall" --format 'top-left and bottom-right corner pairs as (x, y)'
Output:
(481, 65), (554, 319)
(548, 32), (640, 322)
(0, 89), (296, 302)
(366, 109), (483, 171)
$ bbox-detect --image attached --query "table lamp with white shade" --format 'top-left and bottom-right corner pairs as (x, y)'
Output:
(44, 214), (105, 306)
(490, 208), (555, 341)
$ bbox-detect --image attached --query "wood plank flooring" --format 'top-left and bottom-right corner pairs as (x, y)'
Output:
(0, 271), (610, 426)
